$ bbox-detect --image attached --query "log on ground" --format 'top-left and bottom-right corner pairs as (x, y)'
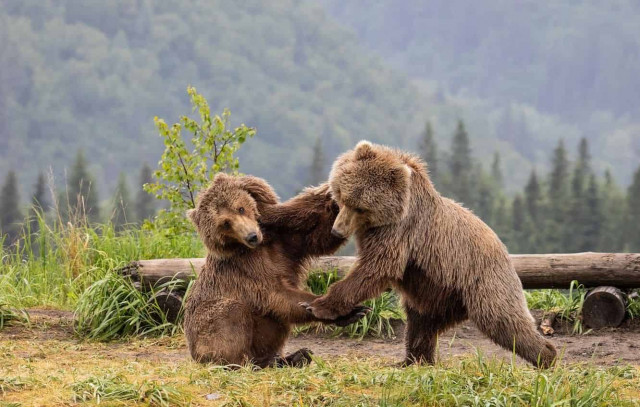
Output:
(118, 252), (640, 290)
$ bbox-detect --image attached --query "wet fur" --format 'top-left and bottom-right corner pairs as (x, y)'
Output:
(307, 141), (557, 368)
(183, 174), (356, 368)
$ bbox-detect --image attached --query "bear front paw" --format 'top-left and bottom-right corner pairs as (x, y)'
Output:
(332, 305), (371, 327)
(299, 300), (345, 321)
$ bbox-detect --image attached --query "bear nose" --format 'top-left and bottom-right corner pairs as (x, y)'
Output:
(245, 232), (259, 245)
(331, 228), (344, 238)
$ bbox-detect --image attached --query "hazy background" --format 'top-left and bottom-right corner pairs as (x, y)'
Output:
(1, 0), (639, 199)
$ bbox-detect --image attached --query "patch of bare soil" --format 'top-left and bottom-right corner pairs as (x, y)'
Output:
(287, 310), (640, 366)
(2, 309), (640, 367)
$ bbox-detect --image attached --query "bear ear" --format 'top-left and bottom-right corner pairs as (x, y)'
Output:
(354, 140), (376, 160)
(186, 208), (199, 225)
(237, 176), (279, 204)
(212, 172), (231, 184)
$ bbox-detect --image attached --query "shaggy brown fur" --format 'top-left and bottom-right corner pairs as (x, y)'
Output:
(304, 141), (557, 368)
(183, 173), (366, 368)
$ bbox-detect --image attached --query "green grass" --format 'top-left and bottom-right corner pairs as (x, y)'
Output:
(0, 304), (30, 331)
(3, 329), (640, 406)
(71, 374), (184, 405)
(0, 214), (204, 310)
(74, 273), (192, 341)
(295, 270), (406, 339)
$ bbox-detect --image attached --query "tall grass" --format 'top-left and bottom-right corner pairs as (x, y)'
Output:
(74, 274), (192, 340)
(0, 212), (203, 310)
(296, 270), (406, 339)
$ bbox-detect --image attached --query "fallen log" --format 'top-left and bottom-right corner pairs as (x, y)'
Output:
(581, 286), (627, 329)
(118, 252), (640, 290)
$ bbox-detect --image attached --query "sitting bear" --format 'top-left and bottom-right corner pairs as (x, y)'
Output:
(183, 173), (367, 368)
(303, 141), (557, 368)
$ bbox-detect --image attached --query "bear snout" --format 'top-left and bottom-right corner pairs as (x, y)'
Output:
(245, 232), (260, 247)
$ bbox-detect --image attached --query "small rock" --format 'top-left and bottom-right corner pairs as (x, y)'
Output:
(206, 393), (222, 401)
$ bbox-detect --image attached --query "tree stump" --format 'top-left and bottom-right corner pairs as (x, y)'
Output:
(581, 286), (627, 329)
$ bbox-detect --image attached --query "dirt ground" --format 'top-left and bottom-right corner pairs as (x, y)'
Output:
(2, 309), (640, 367)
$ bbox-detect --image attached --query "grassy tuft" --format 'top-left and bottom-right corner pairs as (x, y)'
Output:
(0, 305), (30, 331)
(296, 270), (406, 339)
(0, 214), (203, 310)
(74, 273), (191, 341)
(71, 374), (184, 405)
(525, 281), (588, 333)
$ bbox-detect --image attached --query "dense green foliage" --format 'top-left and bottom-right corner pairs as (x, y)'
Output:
(0, 0), (424, 198)
(144, 86), (254, 233)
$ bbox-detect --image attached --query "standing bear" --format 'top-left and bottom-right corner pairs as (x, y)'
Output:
(184, 173), (367, 368)
(303, 141), (557, 368)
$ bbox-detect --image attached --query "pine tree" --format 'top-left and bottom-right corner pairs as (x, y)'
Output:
(581, 174), (602, 251)
(510, 194), (525, 253)
(112, 172), (131, 231)
(491, 152), (504, 189)
(418, 121), (438, 185)
(67, 150), (100, 223)
(627, 166), (640, 251)
(474, 166), (495, 225)
(135, 163), (155, 222)
(0, 171), (23, 246)
(599, 169), (626, 251)
(524, 170), (542, 223)
(448, 119), (473, 205)
(546, 139), (570, 252)
(28, 171), (48, 235)
(307, 137), (325, 186)
(567, 138), (592, 251)
(523, 169), (544, 253)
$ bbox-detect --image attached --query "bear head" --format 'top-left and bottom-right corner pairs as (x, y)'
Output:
(187, 173), (279, 256)
(329, 140), (412, 238)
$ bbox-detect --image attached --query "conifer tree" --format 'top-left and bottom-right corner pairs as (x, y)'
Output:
(510, 194), (525, 253)
(567, 138), (592, 251)
(66, 150), (100, 223)
(599, 169), (626, 251)
(491, 152), (504, 189)
(581, 174), (602, 251)
(448, 119), (473, 205)
(112, 172), (131, 231)
(28, 171), (48, 235)
(524, 170), (542, 223)
(627, 166), (640, 251)
(0, 171), (22, 246)
(135, 163), (155, 222)
(307, 136), (325, 186)
(474, 166), (495, 225)
(418, 121), (438, 185)
(546, 139), (570, 252)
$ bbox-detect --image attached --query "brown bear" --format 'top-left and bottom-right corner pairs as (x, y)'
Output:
(303, 141), (557, 368)
(183, 173), (367, 368)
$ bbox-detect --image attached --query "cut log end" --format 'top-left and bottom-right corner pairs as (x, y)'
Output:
(582, 286), (627, 329)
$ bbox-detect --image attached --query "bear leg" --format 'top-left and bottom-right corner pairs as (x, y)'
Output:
(467, 287), (557, 368)
(403, 304), (466, 366)
(185, 300), (253, 366)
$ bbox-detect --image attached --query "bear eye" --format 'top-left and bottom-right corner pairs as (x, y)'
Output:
(354, 207), (366, 214)
(223, 220), (231, 229)
(238, 207), (245, 214)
